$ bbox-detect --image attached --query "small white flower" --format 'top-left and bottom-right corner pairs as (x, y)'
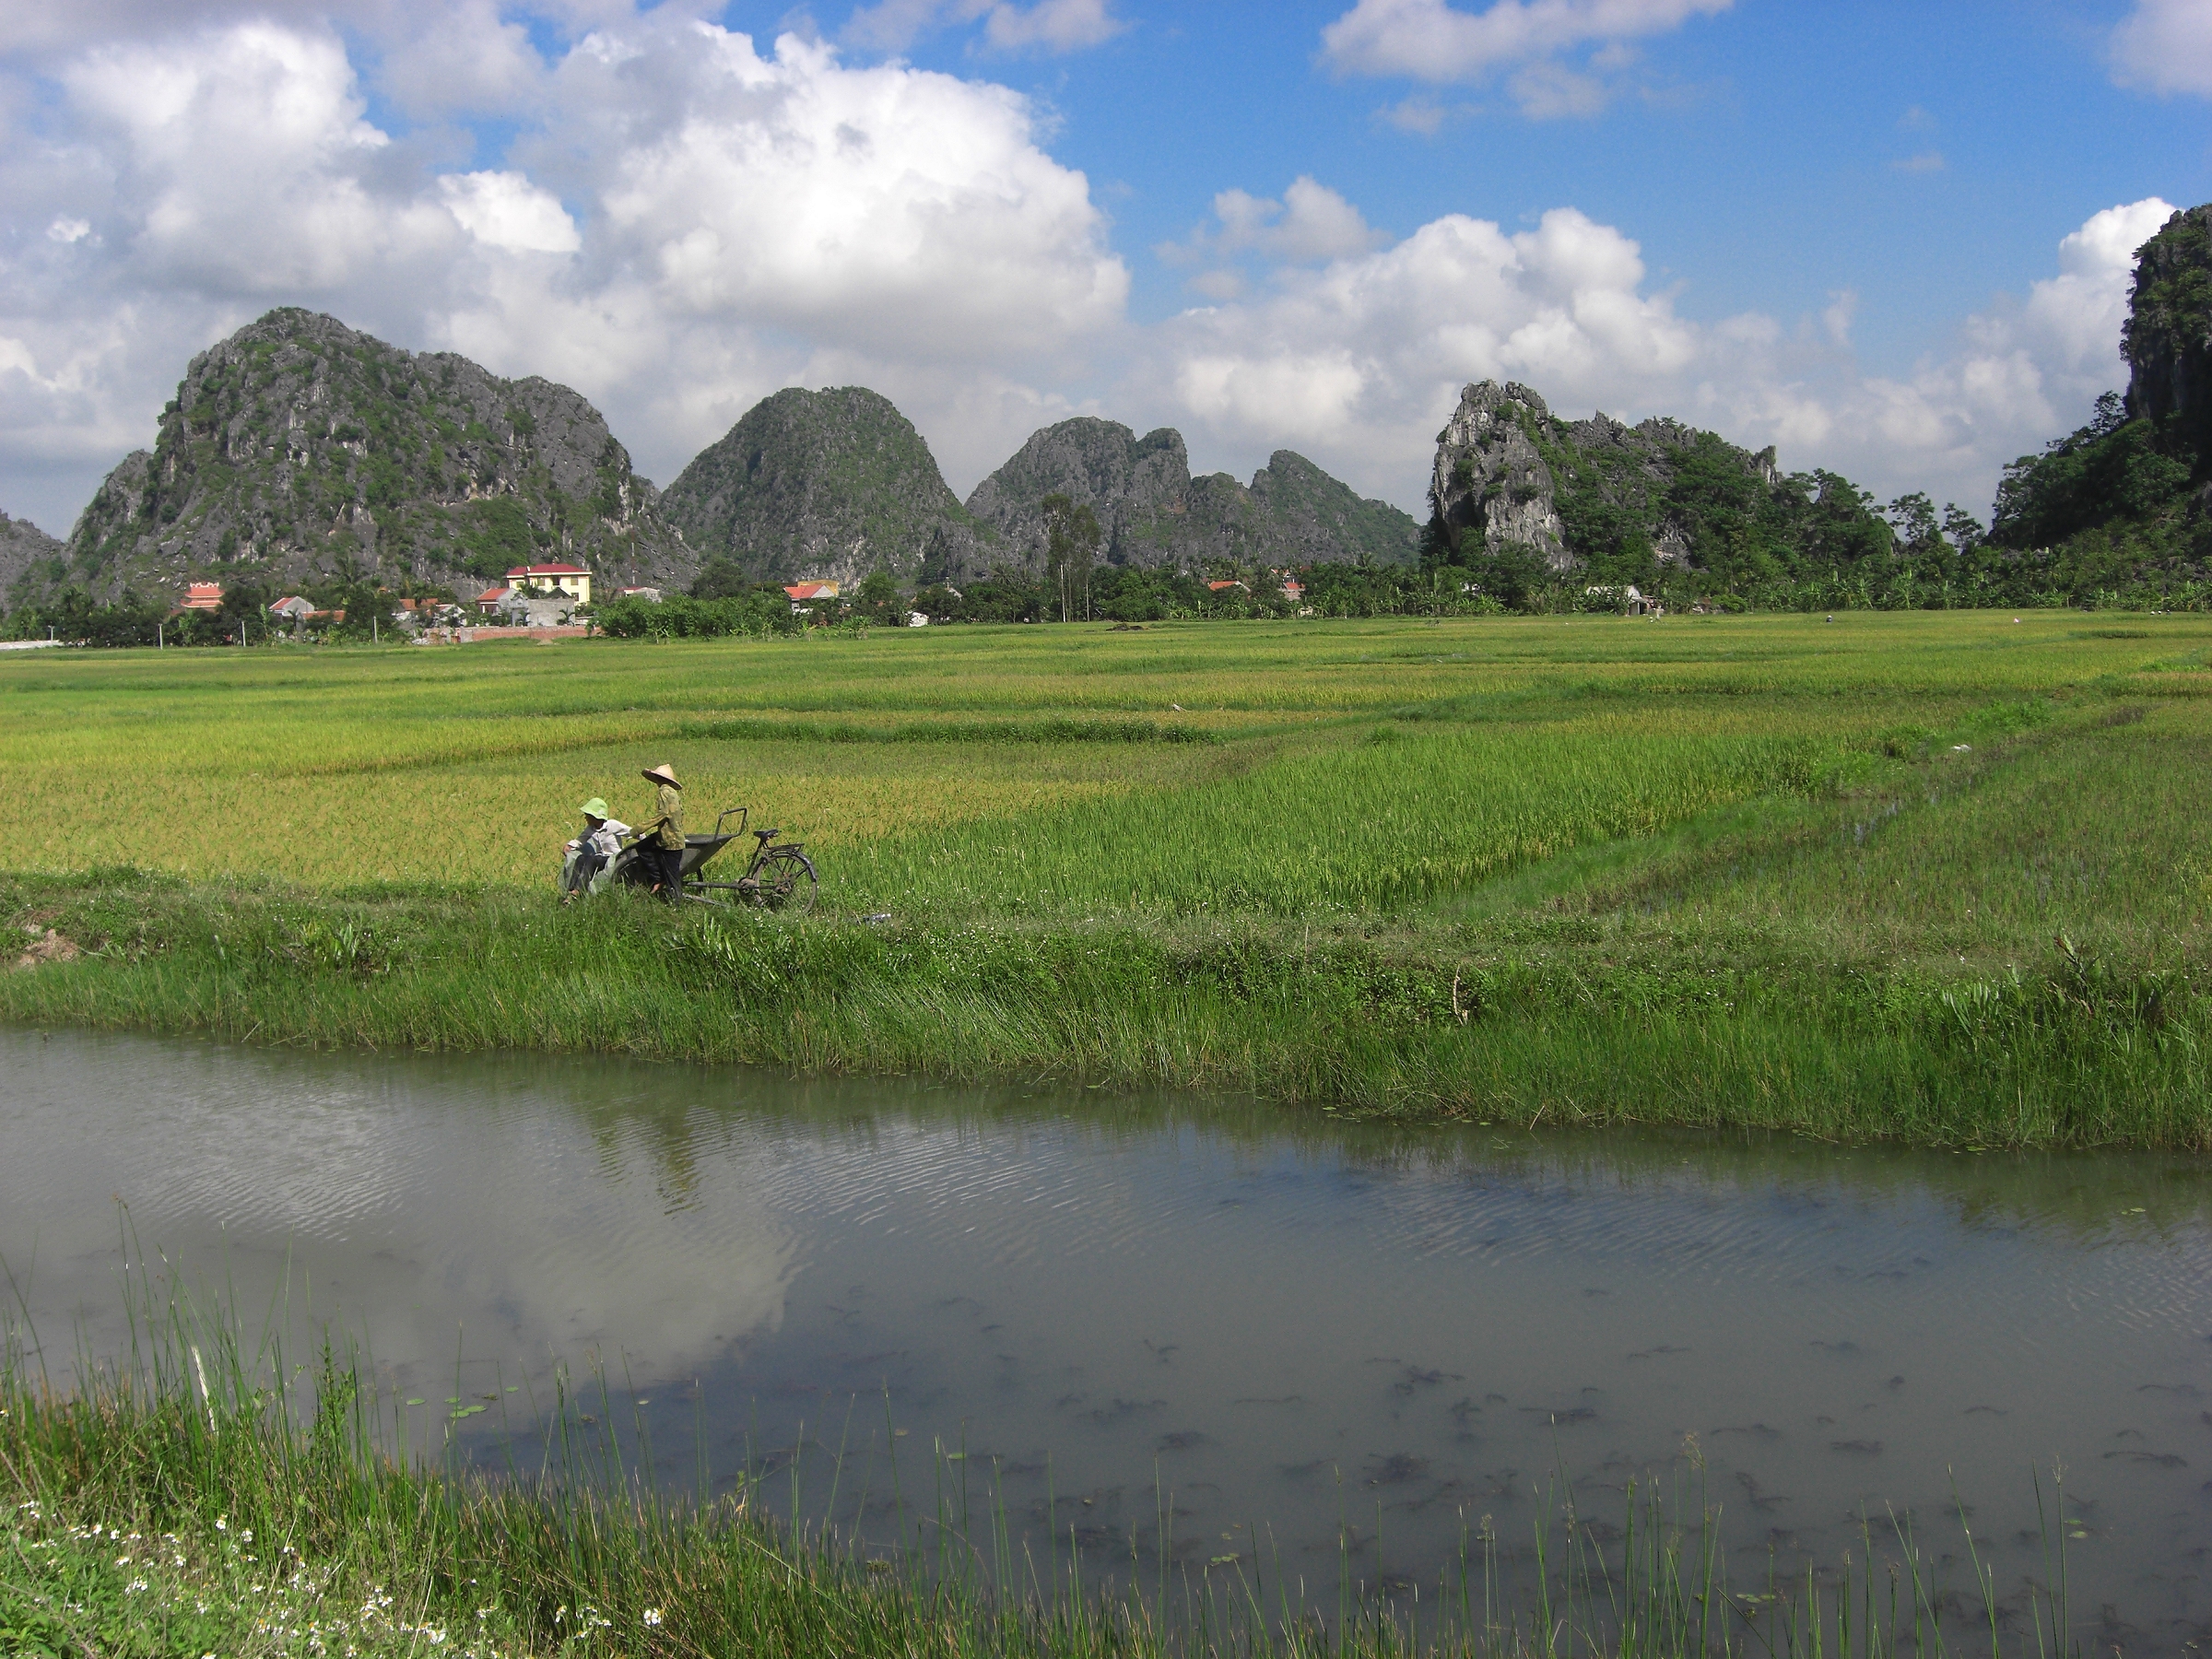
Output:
(643, 1606), (664, 1626)
(241, 1527), (253, 1542)
(216, 1517), (228, 1531)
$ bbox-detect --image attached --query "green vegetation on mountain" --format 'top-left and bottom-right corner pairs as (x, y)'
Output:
(1977, 205), (2212, 597)
(0, 508), (63, 599)
(1427, 205), (2212, 613)
(658, 386), (987, 586)
(21, 309), (691, 614)
(1425, 381), (1946, 610)
(963, 417), (1418, 576)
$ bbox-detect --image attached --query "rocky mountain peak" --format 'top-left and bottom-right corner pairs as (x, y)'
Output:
(1430, 381), (1570, 571)
(658, 386), (982, 585)
(2123, 204), (2212, 451)
(0, 510), (64, 604)
(962, 418), (1418, 573)
(48, 307), (689, 605)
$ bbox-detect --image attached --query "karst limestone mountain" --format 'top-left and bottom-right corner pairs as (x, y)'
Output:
(25, 309), (692, 608)
(1427, 379), (1794, 579)
(2122, 204), (2212, 457)
(961, 417), (1419, 574)
(0, 510), (64, 603)
(656, 387), (986, 586)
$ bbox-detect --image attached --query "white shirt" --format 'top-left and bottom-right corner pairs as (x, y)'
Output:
(571, 818), (630, 857)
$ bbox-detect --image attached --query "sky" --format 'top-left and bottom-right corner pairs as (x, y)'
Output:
(1, 0), (2209, 540)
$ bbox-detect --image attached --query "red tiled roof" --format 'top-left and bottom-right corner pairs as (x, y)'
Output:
(783, 582), (838, 600)
(477, 587), (511, 604)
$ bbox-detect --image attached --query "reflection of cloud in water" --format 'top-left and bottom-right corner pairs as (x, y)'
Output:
(0, 1034), (794, 1385)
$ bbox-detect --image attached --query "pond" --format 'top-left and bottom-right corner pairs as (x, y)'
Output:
(3, 1029), (2208, 1642)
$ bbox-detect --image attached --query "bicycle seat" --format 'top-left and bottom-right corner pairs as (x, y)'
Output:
(752, 828), (780, 841)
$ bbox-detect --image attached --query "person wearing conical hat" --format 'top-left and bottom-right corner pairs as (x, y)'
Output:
(641, 763), (685, 903)
(560, 797), (629, 900)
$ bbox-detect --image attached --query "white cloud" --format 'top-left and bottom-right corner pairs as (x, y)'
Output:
(1379, 95), (1453, 135)
(1115, 197), (2175, 524)
(1161, 176), (1383, 274)
(841, 0), (1125, 54)
(981, 0), (1124, 52)
(1321, 0), (1730, 83)
(0, 4), (2178, 555)
(440, 171), (581, 253)
(1508, 58), (1608, 117)
(60, 23), (444, 295)
(0, 13), (1129, 532)
(2111, 0), (2212, 96)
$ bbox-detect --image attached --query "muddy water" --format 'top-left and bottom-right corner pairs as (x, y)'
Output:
(3, 1029), (2209, 1641)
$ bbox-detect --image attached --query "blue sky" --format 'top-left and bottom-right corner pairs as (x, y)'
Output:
(826, 0), (2204, 374)
(1, 0), (2206, 535)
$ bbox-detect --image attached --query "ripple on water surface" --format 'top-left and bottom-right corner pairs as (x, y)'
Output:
(4, 1029), (2210, 1640)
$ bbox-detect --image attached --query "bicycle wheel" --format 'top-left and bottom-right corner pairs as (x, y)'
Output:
(748, 847), (818, 913)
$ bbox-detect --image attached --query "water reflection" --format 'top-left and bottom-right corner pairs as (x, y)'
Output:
(3, 1029), (2209, 1643)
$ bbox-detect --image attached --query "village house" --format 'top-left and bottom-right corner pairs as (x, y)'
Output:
(268, 595), (314, 622)
(505, 563), (593, 605)
(1584, 584), (1662, 617)
(783, 580), (840, 614)
(181, 582), (223, 611)
(476, 586), (529, 621)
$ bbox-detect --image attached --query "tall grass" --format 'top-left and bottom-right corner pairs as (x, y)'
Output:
(1, 1277), (2085, 1658)
(2, 613), (2208, 1146)
(4, 611), (2206, 891)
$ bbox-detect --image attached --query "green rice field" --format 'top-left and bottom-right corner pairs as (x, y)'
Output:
(4, 610), (2208, 1145)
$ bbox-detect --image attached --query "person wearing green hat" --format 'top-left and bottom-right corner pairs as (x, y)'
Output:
(560, 797), (630, 899)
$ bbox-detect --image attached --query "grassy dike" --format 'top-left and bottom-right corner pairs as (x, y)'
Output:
(0, 806), (2202, 1150)
(3, 652), (2206, 1148)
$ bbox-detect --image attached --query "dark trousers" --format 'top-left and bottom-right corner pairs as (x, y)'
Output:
(646, 843), (685, 902)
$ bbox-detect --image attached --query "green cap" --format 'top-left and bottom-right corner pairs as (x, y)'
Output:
(580, 797), (610, 819)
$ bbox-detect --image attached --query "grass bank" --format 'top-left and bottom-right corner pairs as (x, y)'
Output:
(0, 1297), (2077, 1658)
(3, 614), (2207, 1147)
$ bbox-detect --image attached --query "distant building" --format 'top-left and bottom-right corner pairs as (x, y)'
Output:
(618, 586), (663, 602)
(1584, 583), (1661, 617)
(1207, 579), (1248, 594)
(1279, 580), (1304, 601)
(783, 581), (841, 614)
(477, 585), (526, 619)
(505, 563), (593, 605)
(182, 582), (224, 611)
(908, 611), (930, 628)
(268, 595), (314, 621)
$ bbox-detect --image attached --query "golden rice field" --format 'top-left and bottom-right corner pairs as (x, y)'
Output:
(7, 611), (2210, 926)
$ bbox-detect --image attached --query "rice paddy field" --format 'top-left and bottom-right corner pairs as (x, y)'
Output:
(4, 609), (2209, 1145)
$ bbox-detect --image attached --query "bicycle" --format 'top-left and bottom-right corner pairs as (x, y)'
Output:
(695, 806), (819, 912)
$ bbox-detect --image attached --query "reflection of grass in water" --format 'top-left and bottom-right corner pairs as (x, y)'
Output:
(1, 1279), (2089, 1658)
